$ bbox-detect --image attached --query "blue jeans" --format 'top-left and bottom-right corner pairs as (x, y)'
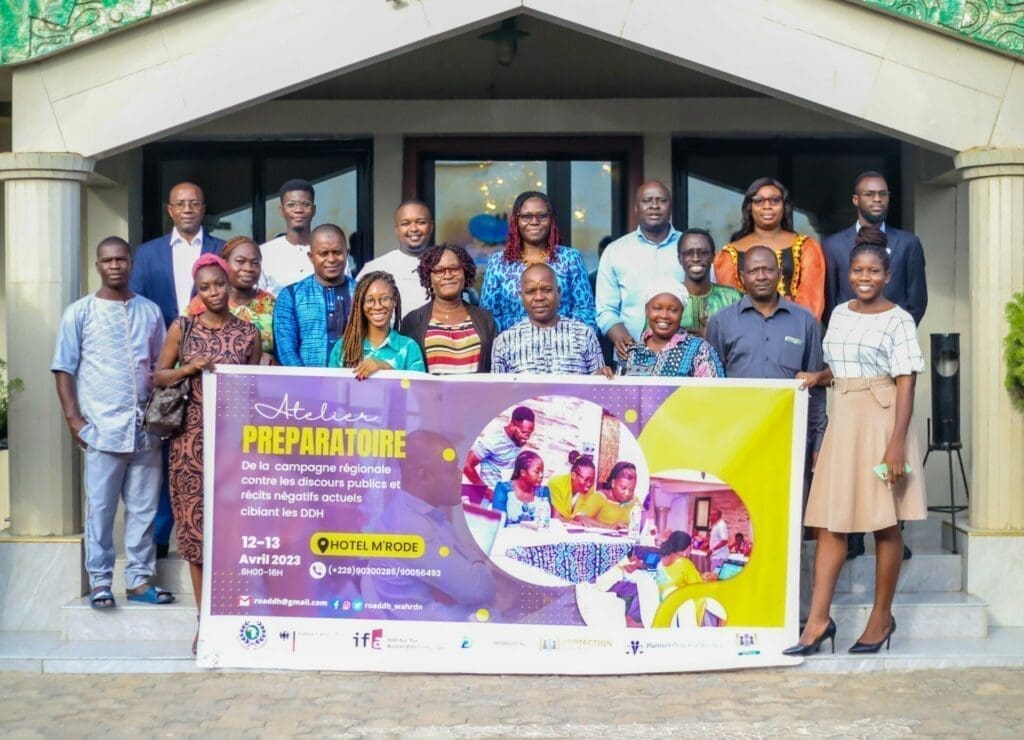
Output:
(84, 445), (161, 590)
(153, 442), (174, 547)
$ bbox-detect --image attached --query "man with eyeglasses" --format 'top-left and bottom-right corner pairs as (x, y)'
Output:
(823, 171), (927, 562)
(677, 228), (742, 339)
(273, 224), (356, 367)
(261, 179), (321, 296)
(130, 181), (223, 558)
(358, 200), (436, 312)
(823, 171), (928, 326)
(596, 181), (685, 361)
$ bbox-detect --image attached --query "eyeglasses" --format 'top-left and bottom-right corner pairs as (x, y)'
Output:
(170, 200), (204, 209)
(518, 212), (551, 223)
(283, 200), (314, 210)
(751, 196), (783, 206)
(430, 266), (462, 277)
(857, 190), (890, 200)
(680, 248), (713, 260)
(363, 295), (395, 308)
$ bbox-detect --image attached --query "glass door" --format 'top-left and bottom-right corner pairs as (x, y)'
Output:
(143, 141), (373, 268)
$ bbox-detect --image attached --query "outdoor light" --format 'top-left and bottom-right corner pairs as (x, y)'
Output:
(925, 333), (969, 552)
(479, 18), (530, 66)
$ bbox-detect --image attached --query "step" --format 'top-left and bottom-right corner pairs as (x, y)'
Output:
(61, 594), (197, 642)
(830, 591), (988, 640)
(799, 544), (963, 607)
(112, 556), (191, 595)
(4, 628), (1024, 674)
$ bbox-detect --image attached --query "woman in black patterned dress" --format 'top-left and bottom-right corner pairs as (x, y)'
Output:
(154, 253), (261, 653)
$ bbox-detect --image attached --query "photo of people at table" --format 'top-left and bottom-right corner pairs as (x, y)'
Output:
(575, 471), (752, 628)
(461, 395), (650, 587)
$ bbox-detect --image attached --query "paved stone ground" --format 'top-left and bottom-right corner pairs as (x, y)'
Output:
(2, 668), (1022, 737)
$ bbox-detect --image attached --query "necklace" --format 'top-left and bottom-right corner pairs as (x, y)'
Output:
(433, 301), (465, 324)
(521, 247), (550, 265)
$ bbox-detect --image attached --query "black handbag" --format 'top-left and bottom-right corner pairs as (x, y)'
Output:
(143, 318), (194, 439)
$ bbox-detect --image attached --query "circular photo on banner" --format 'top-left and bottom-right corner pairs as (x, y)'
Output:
(576, 469), (753, 629)
(460, 395), (650, 587)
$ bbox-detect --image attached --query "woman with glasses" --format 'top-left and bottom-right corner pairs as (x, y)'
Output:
(402, 244), (498, 374)
(713, 177), (826, 320)
(481, 191), (596, 332)
(328, 271), (425, 378)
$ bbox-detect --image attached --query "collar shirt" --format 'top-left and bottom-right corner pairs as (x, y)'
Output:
(357, 250), (429, 313)
(595, 225), (684, 341)
(706, 295), (827, 449)
(170, 227), (203, 317)
(260, 234), (312, 296)
(51, 294), (166, 453)
(491, 317), (603, 375)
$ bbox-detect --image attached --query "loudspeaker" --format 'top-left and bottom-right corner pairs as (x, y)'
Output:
(930, 333), (961, 448)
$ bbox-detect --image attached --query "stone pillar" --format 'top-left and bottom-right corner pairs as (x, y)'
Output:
(0, 152), (95, 536)
(954, 148), (1024, 627)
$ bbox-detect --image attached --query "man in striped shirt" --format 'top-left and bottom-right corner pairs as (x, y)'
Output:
(491, 263), (611, 377)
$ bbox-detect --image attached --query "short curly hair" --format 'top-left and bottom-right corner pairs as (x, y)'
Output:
(416, 243), (477, 297)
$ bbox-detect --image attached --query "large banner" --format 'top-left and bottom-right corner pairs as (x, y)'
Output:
(199, 367), (806, 672)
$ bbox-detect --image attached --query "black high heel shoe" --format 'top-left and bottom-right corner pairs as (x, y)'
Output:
(782, 618), (836, 656)
(849, 616), (896, 654)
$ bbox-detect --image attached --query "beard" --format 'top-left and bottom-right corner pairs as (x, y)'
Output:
(859, 208), (887, 225)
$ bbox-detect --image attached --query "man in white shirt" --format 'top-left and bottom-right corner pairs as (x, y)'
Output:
(261, 178), (319, 295)
(595, 181), (684, 360)
(130, 181), (224, 558)
(708, 508), (730, 570)
(358, 200), (435, 312)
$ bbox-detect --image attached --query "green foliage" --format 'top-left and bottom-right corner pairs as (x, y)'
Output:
(0, 357), (24, 439)
(1007, 293), (1024, 412)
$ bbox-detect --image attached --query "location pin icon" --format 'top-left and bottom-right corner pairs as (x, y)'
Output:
(316, 537), (329, 554)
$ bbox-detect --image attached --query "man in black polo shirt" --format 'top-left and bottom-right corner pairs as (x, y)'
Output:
(707, 245), (826, 492)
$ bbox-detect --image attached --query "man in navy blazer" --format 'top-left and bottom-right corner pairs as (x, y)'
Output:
(130, 182), (225, 328)
(130, 181), (224, 557)
(823, 171), (927, 327)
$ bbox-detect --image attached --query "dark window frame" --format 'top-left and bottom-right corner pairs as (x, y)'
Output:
(402, 136), (645, 244)
(671, 137), (903, 232)
(142, 139), (374, 267)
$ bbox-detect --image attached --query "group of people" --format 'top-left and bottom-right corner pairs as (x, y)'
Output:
(51, 167), (929, 656)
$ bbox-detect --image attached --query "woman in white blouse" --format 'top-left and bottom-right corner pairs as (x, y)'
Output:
(784, 228), (926, 657)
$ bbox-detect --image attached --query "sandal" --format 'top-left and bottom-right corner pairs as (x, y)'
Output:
(90, 587), (116, 609)
(126, 585), (176, 604)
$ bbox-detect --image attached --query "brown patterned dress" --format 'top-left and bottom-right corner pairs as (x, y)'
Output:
(169, 315), (259, 564)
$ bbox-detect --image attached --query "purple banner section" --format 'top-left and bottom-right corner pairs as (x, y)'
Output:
(209, 371), (682, 626)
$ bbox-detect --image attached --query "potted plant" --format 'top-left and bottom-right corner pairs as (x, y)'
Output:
(0, 358), (24, 450)
(1008, 293), (1024, 412)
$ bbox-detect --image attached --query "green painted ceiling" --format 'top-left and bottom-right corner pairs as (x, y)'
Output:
(1, 1), (1022, 67)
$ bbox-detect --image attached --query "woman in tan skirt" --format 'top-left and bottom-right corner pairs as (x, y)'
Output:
(784, 229), (925, 656)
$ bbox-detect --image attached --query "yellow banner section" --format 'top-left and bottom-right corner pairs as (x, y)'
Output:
(309, 532), (425, 559)
(637, 385), (796, 629)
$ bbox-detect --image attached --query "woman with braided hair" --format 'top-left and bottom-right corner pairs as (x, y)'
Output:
(327, 270), (425, 379)
(713, 177), (826, 320)
(480, 191), (596, 332)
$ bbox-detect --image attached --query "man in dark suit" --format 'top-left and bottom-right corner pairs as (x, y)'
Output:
(130, 181), (224, 557)
(823, 171), (928, 561)
(823, 171), (928, 326)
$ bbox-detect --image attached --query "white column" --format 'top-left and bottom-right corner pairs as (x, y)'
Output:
(954, 148), (1024, 532)
(0, 152), (95, 536)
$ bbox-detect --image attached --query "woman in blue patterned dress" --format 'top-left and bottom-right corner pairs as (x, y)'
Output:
(480, 191), (596, 332)
(622, 279), (724, 377)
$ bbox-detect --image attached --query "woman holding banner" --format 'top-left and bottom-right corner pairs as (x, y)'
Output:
(154, 253), (262, 654)
(784, 232), (925, 656)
